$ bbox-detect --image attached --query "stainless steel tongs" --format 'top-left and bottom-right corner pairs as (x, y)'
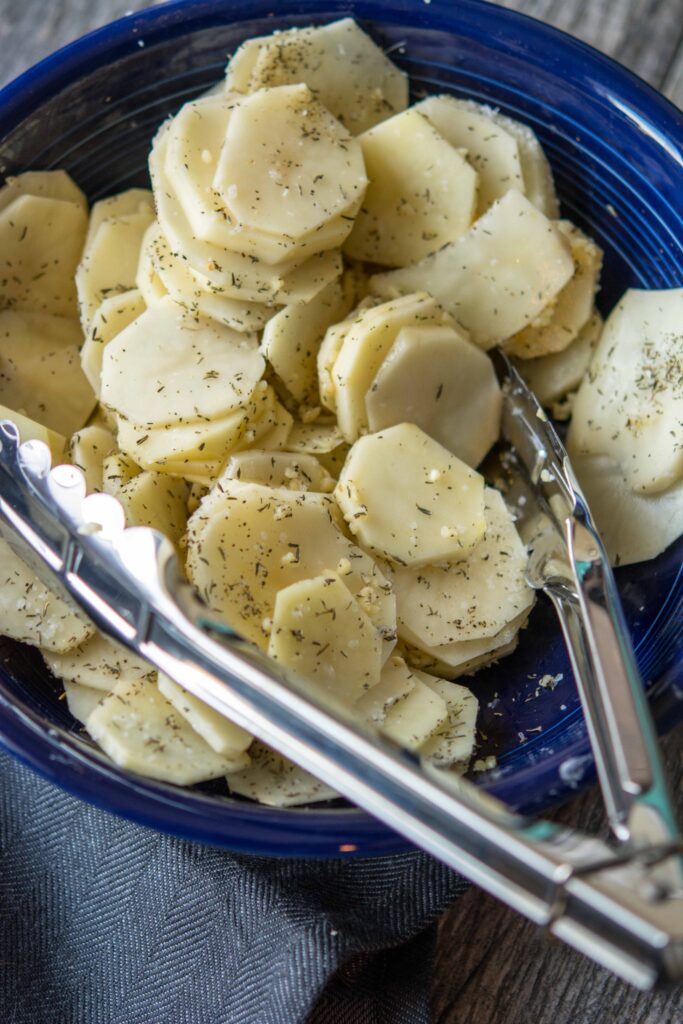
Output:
(0, 351), (680, 989)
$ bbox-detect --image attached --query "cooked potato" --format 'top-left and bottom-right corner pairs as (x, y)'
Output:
(227, 741), (338, 806)
(80, 289), (146, 396)
(43, 631), (154, 691)
(227, 18), (408, 134)
(335, 424), (486, 566)
(365, 323), (501, 466)
(66, 424), (116, 493)
(158, 672), (253, 756)
(223, 450), (334, 492)
(0, 169), (86, 215)
(568, 288), (683, 494)
(516, 309), (602, 408)
(115, 470), (188, 546)
(371, 190), (574, 349)
(76, 209), (154, 327)
(344, 108), (477, 266)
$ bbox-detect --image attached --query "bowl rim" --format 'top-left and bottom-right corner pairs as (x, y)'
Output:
(0, 0), (680, 856)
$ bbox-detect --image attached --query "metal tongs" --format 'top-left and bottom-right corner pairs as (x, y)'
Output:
(0, 350), (681, 989)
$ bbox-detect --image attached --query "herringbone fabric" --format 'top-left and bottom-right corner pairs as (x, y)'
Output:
(0, 750), (466, 1023)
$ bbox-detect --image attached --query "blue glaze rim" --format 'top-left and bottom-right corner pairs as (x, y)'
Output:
(0, 0), (680, 856)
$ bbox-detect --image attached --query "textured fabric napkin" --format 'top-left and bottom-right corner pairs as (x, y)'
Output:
(0, 748), (467, 1024)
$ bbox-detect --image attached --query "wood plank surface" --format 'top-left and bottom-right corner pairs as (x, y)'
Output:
(0, 3), (679, 1023)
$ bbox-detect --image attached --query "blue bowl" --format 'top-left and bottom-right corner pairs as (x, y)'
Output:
(0, 0), (681, 856)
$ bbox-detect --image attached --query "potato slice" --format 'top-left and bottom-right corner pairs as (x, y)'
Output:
(355, 653), (416, 723)
(366, 323), (501, 467)
(142, 224), (271, 333)
(274, 249), (344, 305)
(87, 676), (248, 784)
(0, 169), (86, 215)
(414, 95), (525, 212)
(84, 188), (154, 252)
(63, 681), (104, 725)
(117, 406), (253, 472)
(402, 609), (530, 678)
(371, 190), (574, 349)
(227, 742), (338, 806)
(0, 537), (92, 652)
(516, 310), (602, 407)
(505, 222), (602, 358)
(418, 674), (478, 767)
(332, 292), (448, 441)
(490, 110), (559, 218)
(100, 296), (263, 427)
(393, 487), (534, 646)
(102, 451), (141, 496)
(76, 209), (154, 327)
(232, 18), (408, 134)
(0, 194), (87, 317)
(186, 481), (396, 653)
(572, 454), (683, 567)
(261, 277), (351, 403)
(568, 288), (683, 494)
(0, 310), (95, 435)
(268, 572), (382, 703)
(345, 108), (477, 266)
(335, 424), (486, 566)
(223, 450), (334, 492)
(286, 420), (345, 455)
(318, 321), (350, 414)
(135, 226), (168, 308)
(66, 424), (116, 493)
(116, 470), (188, 546)
(215, 85), (366, 241)
(0, 402), (65, 462)
(42, 631), (154, 691)
(157, 672), (253, 756)
(80, 289), (146, 396)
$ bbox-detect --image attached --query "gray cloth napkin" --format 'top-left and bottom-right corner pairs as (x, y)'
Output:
(0, 749), (466, 1024)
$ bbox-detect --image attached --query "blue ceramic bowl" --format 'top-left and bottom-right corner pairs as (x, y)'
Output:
(0, 0), (681, 856)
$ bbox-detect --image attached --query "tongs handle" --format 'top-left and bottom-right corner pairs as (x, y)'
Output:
(566, 505), (681, 857)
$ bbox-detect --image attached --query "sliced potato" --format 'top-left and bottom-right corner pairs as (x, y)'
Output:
(0, 194), (87, 317)
(84, 188), (155, 252)
(80, 289), (146, 396)
(371, 190), (574, 349)
(135, 225), (168, 308)
(418, 674), (478, 767)
(415, 95), (525, 212)
(116, 470), (188, 546)
(66, 424), (116, 493)
(345, 108), (477, 266)
(380, 668), (449, 750)
(76, 209), (154, 327)
(335, 424), (486, 566)
(223, 450), (334, 492)
(101, 451), (141, 496)
(0, 536), (92, 652)
(63, 680), (104, 725)
(393, 487), (534, 647)
(186, 481), (396, 653)
(261, 277), (351, 403)
(43, 631), (154, 691)
(215, 85), (366, 241)
(355, 654), (416, 723)
(366, 323), (501, 467)
(318, 320), (351, 414)
(0, 169), (86, 215)
(568, 288), (683, 494)
(516, 310), (602, 407)
(100, 296), (263, 427)
(490, 110), (559, 218)
(157, 672), (253, 756)
(402, 609), (530, 677)
(332, 292), (448, 441)
(286, 419), (345, 455)
(117, 405), (255, 472)
(232, 18), (408, 134)
(142, 224), (271, 333)
(268, 572), (382, 703)
(573, 454), (683, 567)
(0, 310), (95, 435)
(0, 402), (65, 462)
(227, 741), (338, 806)
(505, 222), (602, 358)
(87, 676), (248, 784)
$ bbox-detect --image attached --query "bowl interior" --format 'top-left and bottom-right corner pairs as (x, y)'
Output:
(0, 0), (681, 855)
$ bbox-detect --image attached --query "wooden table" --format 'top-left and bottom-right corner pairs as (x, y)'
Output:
(0, 2), (680, 1021)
